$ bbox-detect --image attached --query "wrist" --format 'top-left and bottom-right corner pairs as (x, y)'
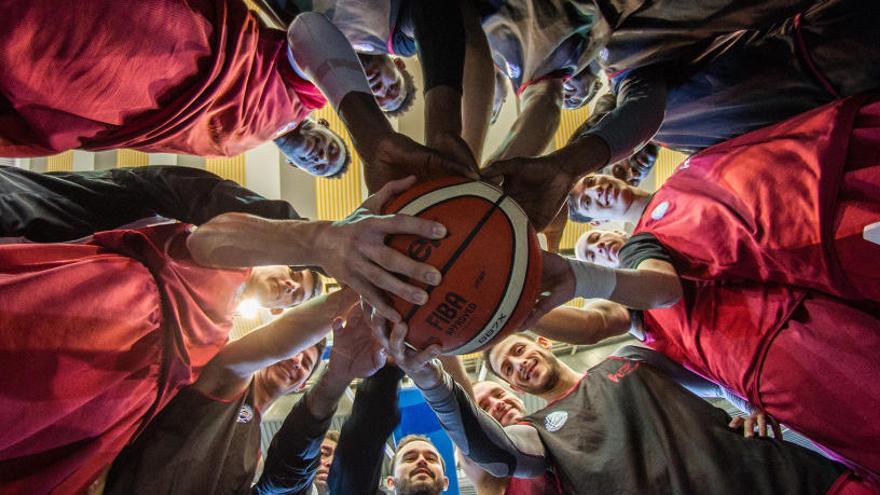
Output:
(567, 258), (617, 300)
(302, 220), (334, 267)
(338, 92), (393, 163)
(410, 360), (443, 390)
(556, 134), (610, 178)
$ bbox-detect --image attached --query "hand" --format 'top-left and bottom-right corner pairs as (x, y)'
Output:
(521, 250), (576, 329)
(482, 154), (579, 231)
(315, 176), (445, 322)
(326, 306), (387, 380)
(383, 321), (443, 389)
(729, 411), (783, 439)
(362, 133), (479, 193)
(541, 203), (569, 253)
(426, 132), (479, 176)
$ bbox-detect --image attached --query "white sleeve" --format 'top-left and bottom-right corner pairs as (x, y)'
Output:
(286, 12), (373, 110)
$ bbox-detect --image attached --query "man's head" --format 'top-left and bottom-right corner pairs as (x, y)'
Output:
(482, 334), (562, 395)
(567, 174), (642, 224)
(473, 381), (526, 426)
(491, 66), (510, 124)
(255, 338), (325, 400)
(245, 266), (321, 310)
(387, 435), (449, 495)
(275, 118), (350, 178)
(598, 142), (659, 186)
(574, 229), (629, 267)
(359, 54), (416, 116)
(562, 67), (603, 110)
(314, 430), (339, 494)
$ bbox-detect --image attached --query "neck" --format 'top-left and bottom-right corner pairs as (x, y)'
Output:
(623, 189), (651, 223)
(539, 363), (583, 403)
(252, 373), (283, 413)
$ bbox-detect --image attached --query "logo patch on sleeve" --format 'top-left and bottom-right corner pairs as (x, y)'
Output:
(236, 404), (254, 424)
(544, 411), (569, 432)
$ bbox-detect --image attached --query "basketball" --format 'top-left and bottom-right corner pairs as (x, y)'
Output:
(382, 177), (543, 355)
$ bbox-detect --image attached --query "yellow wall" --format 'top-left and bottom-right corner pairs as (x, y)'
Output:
(206, 154), (247, 185)
(553, 105), (594, 251)
(46, 151), (73, 172)
(654, 148), (689, 189)
(117, 149), (150, 168)
(312, 106), (366, 221)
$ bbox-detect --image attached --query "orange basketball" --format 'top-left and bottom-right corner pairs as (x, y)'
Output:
(382, 177), (542, 355)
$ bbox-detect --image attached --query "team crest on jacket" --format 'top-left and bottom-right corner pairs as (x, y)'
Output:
(237, 404), (254, 424)
(545, 411), (568, 432)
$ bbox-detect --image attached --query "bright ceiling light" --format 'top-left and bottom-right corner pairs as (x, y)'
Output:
(236, 298), (260, 319)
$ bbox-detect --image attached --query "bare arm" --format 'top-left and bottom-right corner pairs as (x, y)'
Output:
(566, 257), (683, 310)
(194, 289), (358, 400)
(532, 300), (631, 344)
(487, 79), (563, 163)
(459, 0), (495, 162)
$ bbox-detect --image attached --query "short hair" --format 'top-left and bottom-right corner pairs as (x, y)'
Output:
(383, 61), (417, 117)
(323, 430), (340, 444)
(567, 194), (594, 223)
(393, 434), (446, 472)
(481, 333), (535, 379)
(325, 142), (352, 179)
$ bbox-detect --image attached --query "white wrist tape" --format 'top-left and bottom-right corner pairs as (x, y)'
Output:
(287, 12), (372, 110)
(566, 257), (617, 300)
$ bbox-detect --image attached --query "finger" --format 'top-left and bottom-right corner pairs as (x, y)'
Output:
(771, 417), (783, 440)
(331, 316), (345, 332)
(376, 176), (418, 204)
(362, 299), (391, 348)
(364, 244), (442, 286)
(744, 416), (754, 438)
(388, 321), (409, 358)
(757, 414), (768, 438)
(409, 343), (442, 368)
(481, 159), (517, 179)
(729, 417), (742, 429)
(360, 261), (428, 306)
(350, 277), (401, 323)
(374, 214), (447, 239)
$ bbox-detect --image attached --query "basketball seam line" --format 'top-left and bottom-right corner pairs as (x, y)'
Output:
(402, 193), (509, 326)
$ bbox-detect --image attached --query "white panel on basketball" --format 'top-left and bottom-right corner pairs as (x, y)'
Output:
(453, 194), (531, 354)
(396, 181), (532, 354)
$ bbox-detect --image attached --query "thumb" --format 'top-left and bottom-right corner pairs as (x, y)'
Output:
(331, 316), (346, 332)
(481, 158), (520, 181)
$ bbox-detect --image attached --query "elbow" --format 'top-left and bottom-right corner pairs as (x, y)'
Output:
(653, 279), (683, 308)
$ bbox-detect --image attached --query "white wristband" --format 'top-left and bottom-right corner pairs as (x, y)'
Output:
(566, 257), (617, 300)
(287, 12), (373, 110)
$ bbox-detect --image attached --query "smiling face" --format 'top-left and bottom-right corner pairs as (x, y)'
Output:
(276, 118), (348, 178)
(568, 174), (636, 223)
(562, 69), (602, 109)
(389, 438), (449, 495)
(258, 345), (320, 398)
(473, 381), (526, 426)
(575, 229), (629, 267)
(488, 335), (560, 395)
(246, 266), (316, 309)
(360, 54), (408, 113)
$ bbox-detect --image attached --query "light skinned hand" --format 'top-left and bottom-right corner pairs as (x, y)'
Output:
(729, 411), (783, 439)
(316, 176), (445, 323)
(383, 321), (443, 388)
(326, 305), (387, 380)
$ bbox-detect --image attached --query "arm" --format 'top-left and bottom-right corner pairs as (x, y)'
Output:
(194, 289), (358, 400)
(532, 299), (631, 345)
(486, 79), (563, 163)
(459, 0), (495, 162)
(327, 365), (405, 494)
(0, 166), (298, 242)
(567, 257), (683, 310)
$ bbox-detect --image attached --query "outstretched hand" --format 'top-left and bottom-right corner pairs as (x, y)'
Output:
(382, 322), (443, 389)
(481, 154), (579, 232)
(363, 132), (479, 193)
(326, 305), (387, 380)
(522, 250), (576, 330)
(315, 176), (445, 323)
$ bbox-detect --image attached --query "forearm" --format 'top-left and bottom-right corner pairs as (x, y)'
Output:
(186, 212), (328, 268)
(305, 367), (352, 420)
(459, 0), (494, 161)
(437, 355), (474, 397)
(488, 80), (563, 162)
(575, 69), (667, 165)
(213, 290), (357, 380)
(567, 258), (682, 310)
(415, 364), (548, 478)
(329, 366), (404, 493)
(533, 301), (630, 345)
(254, 385), (339, 495)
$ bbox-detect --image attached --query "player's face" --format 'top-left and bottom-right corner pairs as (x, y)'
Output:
(562, 70), (602, 109)
(248, 266), (316, 309)
(314, 438), (337, 491)
(278, 119), (347, 177)
(393, 441), (447, 495)
(262, 346), (320, 396)
(575, 229), (628, 267)
(474, 382), (526, 426)
(361, 54), (407, 112)
(568, 174), (635, 222)
(491, 337), (560, 394)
